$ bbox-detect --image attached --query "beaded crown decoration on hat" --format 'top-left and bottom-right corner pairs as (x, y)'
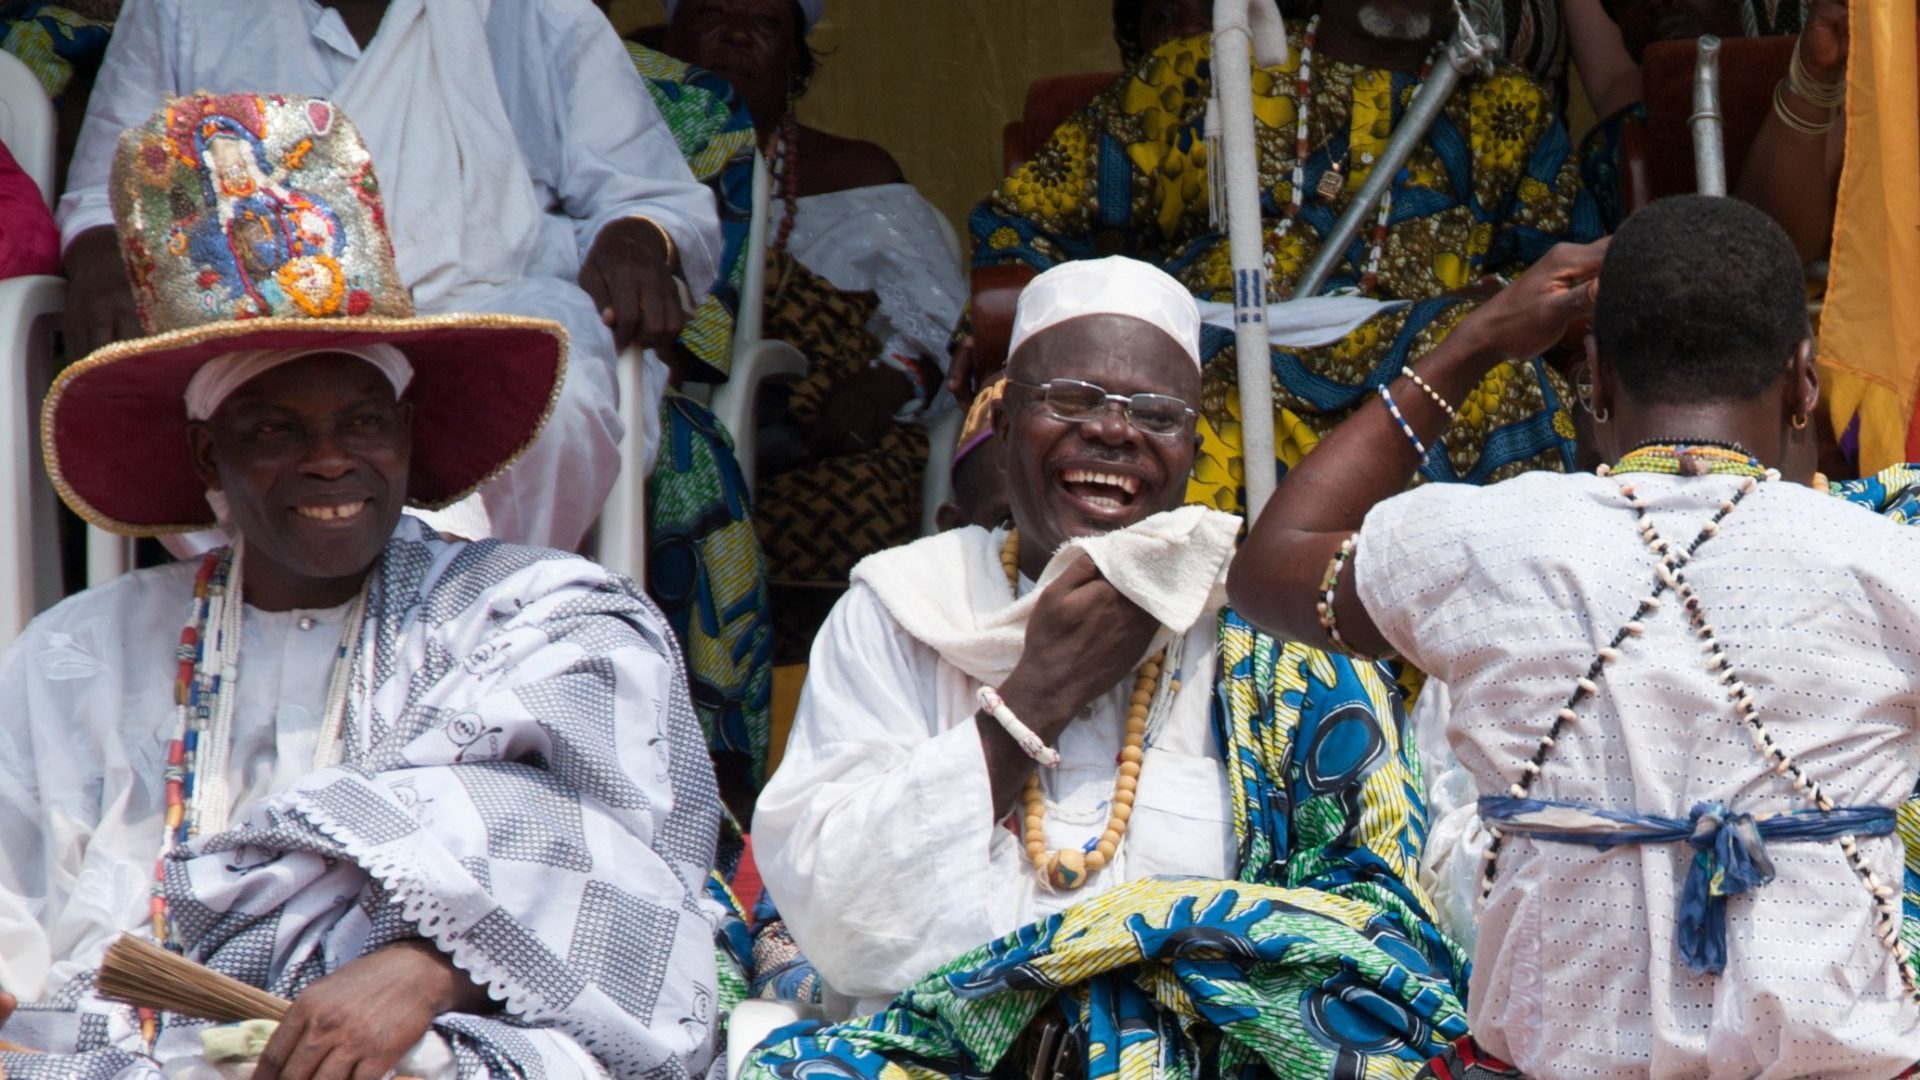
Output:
(112, 93), (411, 332)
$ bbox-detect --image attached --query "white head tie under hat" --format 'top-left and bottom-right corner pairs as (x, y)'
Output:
(185, 344), (413, 422)
(665, 0), (824, 32)
(1007, 256), (1202, 371)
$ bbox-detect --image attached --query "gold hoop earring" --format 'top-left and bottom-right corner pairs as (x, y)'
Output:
(1792, 412), (1810, 431)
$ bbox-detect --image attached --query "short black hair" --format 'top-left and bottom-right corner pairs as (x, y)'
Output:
(1593, 195), (1808, 405)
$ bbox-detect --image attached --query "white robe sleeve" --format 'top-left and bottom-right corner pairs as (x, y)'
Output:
(0, 588), (143, 1001)
(0, 629), (56, 999)
(55, 0), (181, 248)
(752, 584), (1003, 1002)
(496, 1), (722, 296)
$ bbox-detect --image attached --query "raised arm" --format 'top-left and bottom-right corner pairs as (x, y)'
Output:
(1733, 0), (1847, 264)
(1562, 0), (1644, 121)
(1225, 240), (1608, 653)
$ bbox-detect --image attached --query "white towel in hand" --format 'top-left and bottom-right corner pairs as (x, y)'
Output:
(849, 505), (1243, 686)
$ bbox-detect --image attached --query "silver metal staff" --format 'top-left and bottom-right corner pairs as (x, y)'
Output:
(1292, 2), (1498, 299)
(1212, 0), (1291, 521)
(1690, 35), (1728, 196)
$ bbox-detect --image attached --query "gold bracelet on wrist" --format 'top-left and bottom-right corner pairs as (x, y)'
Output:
(627, 215), (679, 269)
(1773, 79), (1834, 137)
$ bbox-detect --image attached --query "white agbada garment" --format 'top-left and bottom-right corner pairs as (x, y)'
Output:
(753, 525), (1235, 1017)
(57, 0), (723, 551)
(0, 561), (347, 999)
(1355, 470), (1920, 1079)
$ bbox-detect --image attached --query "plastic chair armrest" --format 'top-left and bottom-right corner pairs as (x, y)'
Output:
(709, 339), (808, 493)
(726, 999), (824, 1080)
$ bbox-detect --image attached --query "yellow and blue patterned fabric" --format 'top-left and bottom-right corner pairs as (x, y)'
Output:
(649, 391), (772, 786)
(970, 30), (1601, 515)
(0, 1), (110, 103)
(629, 41), (756, 384)
(1577, 102), (1646, 234)
(740, 611), (1469, 1079)
(1832, 463), (1920, 526)
(627, 43), (772, 784)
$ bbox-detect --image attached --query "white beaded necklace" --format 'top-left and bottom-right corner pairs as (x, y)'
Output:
(166, 538), (370, 843)
(1263, 17), (1431, 299)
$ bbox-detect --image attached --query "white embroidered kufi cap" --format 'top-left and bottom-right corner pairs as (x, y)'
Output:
(1007, 256), (1202, 371)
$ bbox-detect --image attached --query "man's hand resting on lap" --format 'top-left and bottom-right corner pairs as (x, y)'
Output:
(254, 940), (494, 1080)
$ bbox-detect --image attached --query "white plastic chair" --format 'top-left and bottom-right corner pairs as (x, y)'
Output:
(725, 999), (823, 1080)
(598, 150), (807, 584)
(0, 275), (66, 640)
(708, 151), (806, 495)
(0, 51), (72, 641)
(0, 50), (55, 208)
(916, 210), (969, 536)
(595, 341), (653, 584)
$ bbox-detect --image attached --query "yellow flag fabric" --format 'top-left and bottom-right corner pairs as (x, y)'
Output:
(1819, 0), (1920, 473)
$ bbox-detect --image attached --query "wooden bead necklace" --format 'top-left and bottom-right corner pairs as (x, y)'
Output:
(1000, 530), (1174, 891)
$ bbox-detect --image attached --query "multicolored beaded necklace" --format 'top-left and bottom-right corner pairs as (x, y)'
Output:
(1472, 443), (1919, 999)
(1268, 17), (1433, 299)
(145, 539), (370, 1042)
(999, 530), (1181, 891)
(1612, 440), (1765, 478)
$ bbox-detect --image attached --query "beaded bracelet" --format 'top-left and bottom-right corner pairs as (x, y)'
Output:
(978, 685), (1060, 767)
(1377, 385), (1427, 457)
(1400, 366), (1458, 420)
(1316, 534), (1360, 650)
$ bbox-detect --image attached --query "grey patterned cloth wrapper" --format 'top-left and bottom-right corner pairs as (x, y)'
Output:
(2, 516), (725, 1080)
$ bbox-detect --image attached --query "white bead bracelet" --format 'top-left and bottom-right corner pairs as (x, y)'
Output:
(978, 685), (1060, 767)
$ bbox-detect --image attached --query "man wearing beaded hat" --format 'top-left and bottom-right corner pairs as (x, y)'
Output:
(57, 0), (722, 552)
(0, 94), (724, 1080)
(748, 255), (1469, 1079)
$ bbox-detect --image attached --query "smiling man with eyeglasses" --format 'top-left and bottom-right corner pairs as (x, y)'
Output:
(746, 256), (1468, 1080)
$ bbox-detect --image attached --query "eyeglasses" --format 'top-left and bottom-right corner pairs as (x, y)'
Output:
(1005, 378), (1197, 438)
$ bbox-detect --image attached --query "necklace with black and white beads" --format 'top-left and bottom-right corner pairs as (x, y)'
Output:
(1473, 458), (1919, 999)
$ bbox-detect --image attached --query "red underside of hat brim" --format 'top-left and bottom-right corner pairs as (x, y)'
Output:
(45, 317), (566, 535)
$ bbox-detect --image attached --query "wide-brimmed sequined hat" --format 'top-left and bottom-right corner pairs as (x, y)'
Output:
(42, 92), (568, 535)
